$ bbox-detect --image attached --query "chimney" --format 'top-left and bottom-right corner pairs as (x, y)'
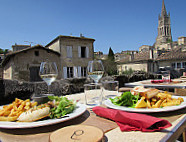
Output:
(80, 33), (84, 37)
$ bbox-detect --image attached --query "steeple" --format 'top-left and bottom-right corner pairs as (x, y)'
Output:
(161, 0), (167, 17)
(155, 0), (172, 48)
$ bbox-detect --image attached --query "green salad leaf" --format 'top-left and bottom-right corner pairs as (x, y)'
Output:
(110, 91), (139, 108)
(48, 96), (76, 119)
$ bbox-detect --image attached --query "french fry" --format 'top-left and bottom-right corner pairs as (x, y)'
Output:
(152, 100), (162, 108)
(146, 99), (151, 108)
(0, 98), (38, 121)
(0, 116), (18, 121)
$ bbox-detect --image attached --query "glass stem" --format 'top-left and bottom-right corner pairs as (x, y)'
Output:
(47, 85), (50, 94)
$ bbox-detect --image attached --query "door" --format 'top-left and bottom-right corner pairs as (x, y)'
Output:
(29, 66), (42, 82)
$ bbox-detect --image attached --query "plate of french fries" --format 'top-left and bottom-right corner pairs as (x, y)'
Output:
(0, 98), (86, 129)
(104, 86), (186, 113)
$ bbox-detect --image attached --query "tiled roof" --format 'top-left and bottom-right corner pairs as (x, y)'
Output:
(2, 45), (60, 66)
(45, 35), (95, 47)
(133, 51), (150, 61)
(157, 47), (186, 60)
(116, 51), (151, 63)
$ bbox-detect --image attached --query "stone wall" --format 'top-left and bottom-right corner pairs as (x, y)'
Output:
(0, 78), (86, 105)
(0, 73), (159, 105)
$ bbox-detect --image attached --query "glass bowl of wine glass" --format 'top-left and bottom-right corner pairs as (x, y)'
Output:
(87, 60), (104, 83)
(39, 61), (58, 95)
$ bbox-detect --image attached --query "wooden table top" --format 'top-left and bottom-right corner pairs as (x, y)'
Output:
(0, 92), (185, 142)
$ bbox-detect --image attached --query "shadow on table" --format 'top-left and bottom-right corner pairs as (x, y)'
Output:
(147, 108), (186, 123)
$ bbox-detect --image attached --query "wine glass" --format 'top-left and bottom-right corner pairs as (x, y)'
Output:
(39, 61), (58, 94)
(86, 60), (104, 105)
(87, 60), (104, 83)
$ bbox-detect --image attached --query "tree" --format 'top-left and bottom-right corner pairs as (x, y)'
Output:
(108, 47), (115, 61)
(0, 48), (3, 54)
(102, 47), (117, 75)
(0, 48), (9, 54)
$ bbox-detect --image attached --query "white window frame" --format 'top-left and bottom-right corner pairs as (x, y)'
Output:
(78, 66), (81, 77)
(81, 67), (87, 77)
(73, 66), (78, 78)
(67, 67), (73, 78)
(63, 67), (67, 79)
(78, 46), (89, 58)
(67, 46), (72, 58)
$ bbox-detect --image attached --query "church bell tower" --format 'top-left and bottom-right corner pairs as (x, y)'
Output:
(155, 0), (172, 47)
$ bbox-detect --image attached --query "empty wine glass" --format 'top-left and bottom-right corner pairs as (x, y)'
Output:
(39, 61), (58, 94)
(87, 60), (104, 83)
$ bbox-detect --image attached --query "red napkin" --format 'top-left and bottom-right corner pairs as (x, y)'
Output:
(151, 79), (172, 83)
(151, 80), (164, 83)
(92, 106), (172, 132)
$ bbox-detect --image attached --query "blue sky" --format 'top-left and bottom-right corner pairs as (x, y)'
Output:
(0, 0), (186, 54)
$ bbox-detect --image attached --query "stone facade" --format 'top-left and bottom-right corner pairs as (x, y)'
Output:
(2, 45), (60, 81)
(139, 45), (152, 52)
(117, 0), (186, 75)
(12, 44), (30, 52)
(46, 35), (95, 79)
(117, 48), (158, 74)
(155, 0), (172, 50)
(157, 47), (186, 72)
(178, 37), (186, 45)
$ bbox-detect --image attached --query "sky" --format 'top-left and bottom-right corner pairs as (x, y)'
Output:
(0, 0), (186, 54)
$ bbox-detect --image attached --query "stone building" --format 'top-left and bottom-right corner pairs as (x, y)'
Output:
(45, 35), (95, 79)
(2, 45), (60, 81)
(139, 45), (152, 52)
(116, 49), (157, 74)
(178, 37), (186, 45)
(117, 0), (186, 74)
(157, 46), (186, 71)
(12, 44), (31, 52)
(154, 0), (172, 49)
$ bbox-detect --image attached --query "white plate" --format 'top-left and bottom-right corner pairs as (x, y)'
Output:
(104, 96), (186, 113)
(0, 103), (86, 129)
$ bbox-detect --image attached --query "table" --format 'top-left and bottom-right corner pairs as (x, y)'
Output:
(125, 79), (186, 89)
(0, 92), (185, 142)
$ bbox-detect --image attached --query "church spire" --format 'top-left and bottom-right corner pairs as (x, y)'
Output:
(155, 0), (172, 49)
(161, 0), (167, 17)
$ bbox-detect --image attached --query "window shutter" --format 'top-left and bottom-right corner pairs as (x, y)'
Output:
(63, 67), (67, 79)
(78, 66), (81, 77)
(78, 46), (81, 58)
(73, 66), (78, 78)
(86, 47), (89, 58)
(69, 46), (72, 57)
(67, 46), (72, 58)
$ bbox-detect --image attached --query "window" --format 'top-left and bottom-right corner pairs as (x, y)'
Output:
(183, 62), (186, 68)
(171, 63), (176, 69)
(35, 51), (39, 56)
(67, 46), (72, 58)
(67, 67), (73, 78)
(177, 62), (181, 68)
(81, 47), (86, 58)
(81, 67), (87, 77)
(78, 46), (89, 58)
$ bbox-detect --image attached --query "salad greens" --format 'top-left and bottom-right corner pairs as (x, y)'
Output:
(48, 96), (76, 119)
(110, 91), (139, 108)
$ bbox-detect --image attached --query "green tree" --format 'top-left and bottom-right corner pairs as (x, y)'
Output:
(0, 48), (3, 54)
(0, 48), (9, 54)
(102, 47), (117, 75)
(108, 47), (115, 61)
